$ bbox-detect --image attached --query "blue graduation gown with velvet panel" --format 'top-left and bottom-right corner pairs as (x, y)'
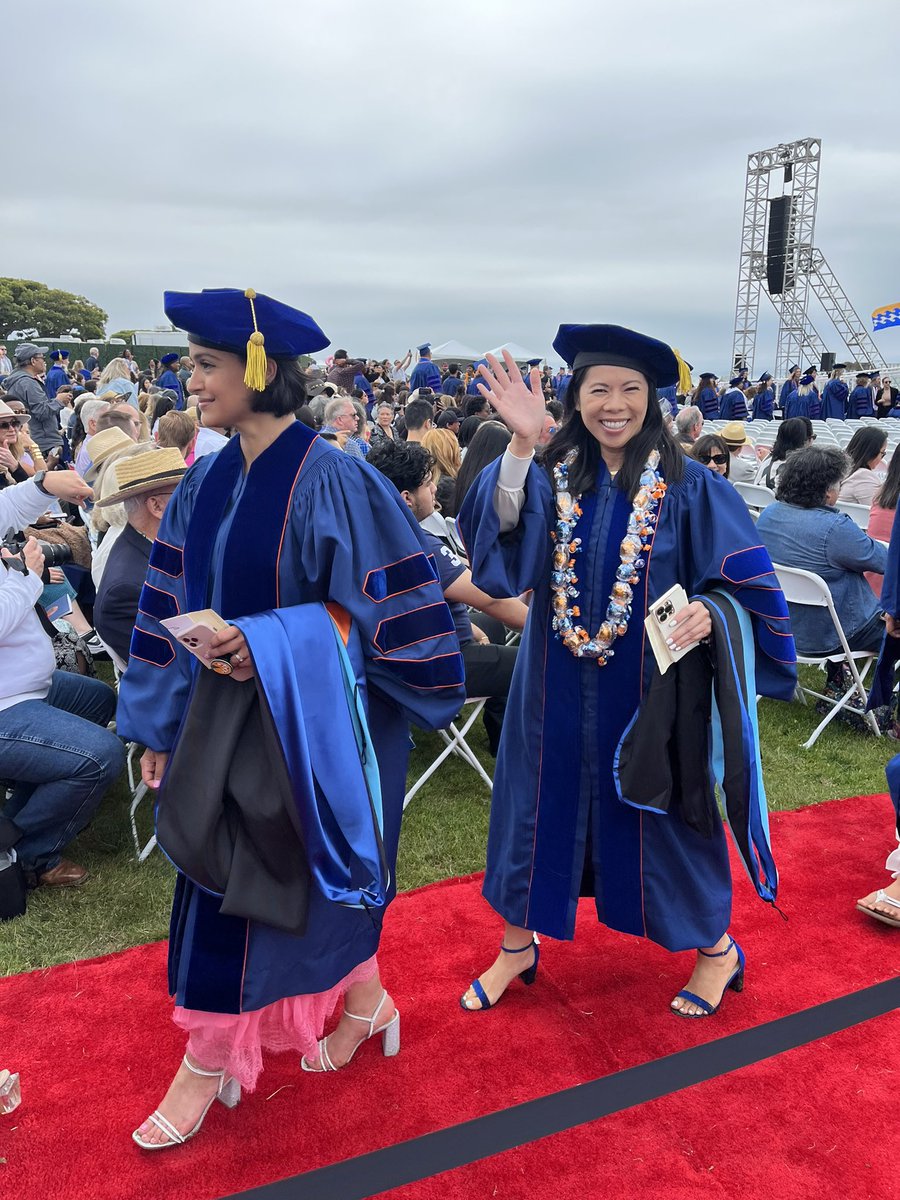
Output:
(821, 380), (848, 420)
(778, 379), (796, 411)
(44, 364), (68, 400)
(117, 422), (465, 1013)
(783, 389), (809, 420)
(697, 387), (719, 420)
(459, 457), (795, 951)
(849, 385), (875, 418)
(750, 387), (774, 421)
(155, 369), (184, 408)
(658, 384), (679, 417)
(408, 360), (442, 393)
(719, 388), (748, 421)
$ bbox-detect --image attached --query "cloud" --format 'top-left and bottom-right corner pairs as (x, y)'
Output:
(4, 0), (899, 367)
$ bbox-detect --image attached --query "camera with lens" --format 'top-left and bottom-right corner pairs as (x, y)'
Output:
(1, 527), (71, 581)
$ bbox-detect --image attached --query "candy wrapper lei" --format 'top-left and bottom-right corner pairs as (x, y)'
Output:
(550, 449), (666, 664)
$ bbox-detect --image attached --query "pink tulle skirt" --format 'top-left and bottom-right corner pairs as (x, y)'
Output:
(173, 954), (378, 1090)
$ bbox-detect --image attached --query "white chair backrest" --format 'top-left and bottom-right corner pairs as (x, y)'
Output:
(733, 481), (777, 511)
(835, 500), (870, 528)
(773, 563), (835, 610)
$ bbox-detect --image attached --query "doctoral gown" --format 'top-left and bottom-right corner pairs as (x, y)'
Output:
(117, 421), (465, 1015)
(821, 379), (849, 420)
(155, 368), (185, 408)
(459, 455), (795, 951)
(697, 386), (719, 420)
(849, 385), (875, 418)
(408, 360), (442, 393)
(750, 387), (774, 421)
(718, 388), (748, 421)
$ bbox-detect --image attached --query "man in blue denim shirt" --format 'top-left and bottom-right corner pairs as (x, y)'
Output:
(756, 446), (887, 660)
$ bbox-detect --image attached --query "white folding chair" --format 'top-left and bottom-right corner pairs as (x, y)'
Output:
(835, 500), (870, 528)
(733, 481), (777, 515)
(404, 698), (493, 809)
(772, 564), (881, 747)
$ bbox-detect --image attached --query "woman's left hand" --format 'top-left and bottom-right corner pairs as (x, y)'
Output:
(667, 600), (712, 652)
(207, 624), (255, 681)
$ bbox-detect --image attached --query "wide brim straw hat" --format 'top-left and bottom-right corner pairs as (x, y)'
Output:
(720, 421), (754, 448)
(84, 428), (134, 482)
(96, 447), (187, 507)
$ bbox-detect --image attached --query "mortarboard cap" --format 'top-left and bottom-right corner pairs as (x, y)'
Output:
(551, 324), (679, 388)
(699, 371), (717, 381)
(160, 352), (180, 365)
(758, 372), (773, 382)
(856, 370), (869, 378)
(163, 287), (329, 391)
(789, 364), (800, 372)
(417, 343), (432, 354)
(799, 374), (815, 386)
(729, 376), (744, 387)
(526, 358), (542, 367)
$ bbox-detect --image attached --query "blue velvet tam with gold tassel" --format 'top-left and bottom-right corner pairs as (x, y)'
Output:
(164, 287), (330, 392)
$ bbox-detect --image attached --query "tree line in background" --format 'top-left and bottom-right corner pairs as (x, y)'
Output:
(0, 278), (108, 341)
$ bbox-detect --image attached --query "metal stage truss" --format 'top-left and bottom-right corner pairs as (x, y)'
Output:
(731, 138), (887, 382)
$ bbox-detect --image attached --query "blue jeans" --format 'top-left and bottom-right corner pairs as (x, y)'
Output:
(0, 672), (125, 873)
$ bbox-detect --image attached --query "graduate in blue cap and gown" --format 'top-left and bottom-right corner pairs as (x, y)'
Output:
(119, 287), (465, 1150)
(457, 324), (795, 1021)
(522, 358), (543, 393)
(45, 350), (69, 399)
(718, 377), (749, 421)
(821, 367), (849, 420)
(848, 372), (876, 418)
(750, 373), (775, 421)
(408, 344), (442, 394)
(695, 372), (719, 420)
(784, 374), (817, 419)
(156, 353), (185, 408)
(778, 366), (801, 412)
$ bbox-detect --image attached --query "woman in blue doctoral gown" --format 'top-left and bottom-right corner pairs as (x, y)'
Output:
(118, 288), (464, 1149)
(458, 325), (796, 1020)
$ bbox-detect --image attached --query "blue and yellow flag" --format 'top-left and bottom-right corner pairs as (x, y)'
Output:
(872, 302), (900, 331)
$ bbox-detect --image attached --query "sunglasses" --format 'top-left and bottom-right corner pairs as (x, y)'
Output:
(698, 453), (728, 466)
(0, 420), (21, 431)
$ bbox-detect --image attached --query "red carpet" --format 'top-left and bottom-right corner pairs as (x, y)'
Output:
(2, 794), (899, 1200)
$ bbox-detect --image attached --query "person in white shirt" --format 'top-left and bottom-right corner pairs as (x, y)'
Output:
(0, 346), (12, 377)
(0, 471), (124, 888)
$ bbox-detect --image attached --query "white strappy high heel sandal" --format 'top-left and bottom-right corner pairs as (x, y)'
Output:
(300, 989), (400, 1073)
(132, 1055), (241, 1150)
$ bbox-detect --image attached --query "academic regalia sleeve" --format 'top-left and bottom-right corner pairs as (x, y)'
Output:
(457, 456), (555, 597)
(295, 455), (465, 729)
(115, 463), (208, 751)
(675, 460), (796, 699)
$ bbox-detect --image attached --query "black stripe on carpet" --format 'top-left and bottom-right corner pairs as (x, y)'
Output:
(224, 977), (900, 1200)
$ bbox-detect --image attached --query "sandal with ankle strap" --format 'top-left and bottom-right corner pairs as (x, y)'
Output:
(671, 936), (745, 1018)
(460, 937), (540, 1012)
(132, 1055), (240, 1150)
(301, 989), (400, 1072)
(857, 889), (900, 928)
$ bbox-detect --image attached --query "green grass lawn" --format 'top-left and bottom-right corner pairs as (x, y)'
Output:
(2, 669), (896, 977)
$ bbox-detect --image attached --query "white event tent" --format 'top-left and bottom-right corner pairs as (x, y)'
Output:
(429, 339), (482, 362)
(485, 341), (545, 363)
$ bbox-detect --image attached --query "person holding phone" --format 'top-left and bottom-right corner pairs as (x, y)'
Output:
(458, 325), (796, 1021)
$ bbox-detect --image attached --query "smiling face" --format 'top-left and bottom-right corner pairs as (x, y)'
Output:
(574, 365), (649, 468)
(187, 341), (257, 428)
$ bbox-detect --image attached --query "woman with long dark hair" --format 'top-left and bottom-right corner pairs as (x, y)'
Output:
(865, 447), (900, 597)
(458, 325), (796, 1021)
(453, 420), (511, 512)
(754, 417), (813, 488)
(839, 426), (888, 506)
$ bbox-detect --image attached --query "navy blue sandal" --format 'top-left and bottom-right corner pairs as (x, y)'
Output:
(672, 936), (745, 1018)
(460, 938), (540, 1012)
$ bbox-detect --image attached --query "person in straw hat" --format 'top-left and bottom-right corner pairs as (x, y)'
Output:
(719, 420), (758, 482)
(93, 448), (187, 667)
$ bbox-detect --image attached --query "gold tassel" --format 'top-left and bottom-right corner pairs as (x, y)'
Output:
(673, 348), (692, 395)
(243, 288), (268, 391)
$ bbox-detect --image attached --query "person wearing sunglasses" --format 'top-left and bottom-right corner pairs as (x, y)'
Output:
(690, 433), (730, 479)
(0, 403), (28, 487)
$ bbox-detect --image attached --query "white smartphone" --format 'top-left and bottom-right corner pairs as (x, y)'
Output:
(643, 584), (695, 675)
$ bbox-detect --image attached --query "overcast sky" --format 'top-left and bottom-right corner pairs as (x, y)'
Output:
(7, 0), (900, 368)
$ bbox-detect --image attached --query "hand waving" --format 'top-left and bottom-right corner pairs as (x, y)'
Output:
(477, 351), (547, 452)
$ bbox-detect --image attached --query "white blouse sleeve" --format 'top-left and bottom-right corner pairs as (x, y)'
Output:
(494, 447), (535, 533)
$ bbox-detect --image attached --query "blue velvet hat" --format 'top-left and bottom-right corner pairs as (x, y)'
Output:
(160, 352), (180, 365)
(551, 324), (679, 388)
(163, 287), (329, 391)
(526, 358), (542, 367)
(49, 349), (68, 361)
(800, 373), (815, 386)
(729, 376), (744, 387)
